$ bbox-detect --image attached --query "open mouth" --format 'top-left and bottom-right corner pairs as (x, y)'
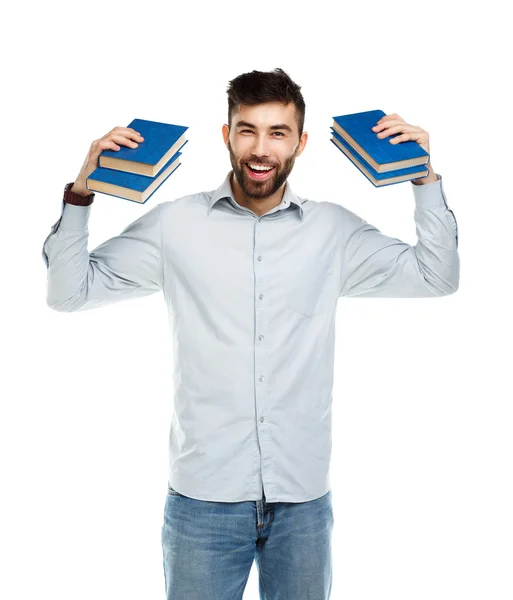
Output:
(245, 163), (276, 180)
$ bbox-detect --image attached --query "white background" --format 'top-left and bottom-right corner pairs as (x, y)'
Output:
(2, 0), (512, 599)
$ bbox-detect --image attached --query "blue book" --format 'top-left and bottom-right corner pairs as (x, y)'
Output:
(332, 109), (429, 175)
(86, 150), (183, 204)
(98, 118), (188, 177)
(330, 129), (429, 187)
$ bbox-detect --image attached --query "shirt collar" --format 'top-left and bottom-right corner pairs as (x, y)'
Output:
(207, 170), (304, 220)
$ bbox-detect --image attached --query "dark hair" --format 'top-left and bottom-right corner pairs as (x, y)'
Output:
(226, 67), (306, 138)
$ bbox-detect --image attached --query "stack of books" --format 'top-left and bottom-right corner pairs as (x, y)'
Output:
(330, 109), (430, 186)
(86, 118), (189, 203)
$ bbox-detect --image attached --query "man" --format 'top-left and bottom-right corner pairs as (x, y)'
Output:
(42, 67), (459, 600)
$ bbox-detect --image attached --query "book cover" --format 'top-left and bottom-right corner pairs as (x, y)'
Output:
(86, 150), (183, 204)
(330, 128), (428, 187)
(98, 118), (189, 177)
(332, 109), (429, 173)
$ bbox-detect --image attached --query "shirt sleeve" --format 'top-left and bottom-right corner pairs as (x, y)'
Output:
(339, 173), (459, 298)
(42, 198), (163, 311)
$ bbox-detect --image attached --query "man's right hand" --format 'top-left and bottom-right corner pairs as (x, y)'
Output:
(71, 126), (145, 196)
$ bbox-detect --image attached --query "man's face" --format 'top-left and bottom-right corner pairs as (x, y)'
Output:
(222, 102), (307, 200)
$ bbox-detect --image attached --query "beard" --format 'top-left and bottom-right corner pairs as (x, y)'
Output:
(227, 139), (299, 200)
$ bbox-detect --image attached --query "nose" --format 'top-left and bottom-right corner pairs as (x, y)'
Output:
(250, 133), (271, 159)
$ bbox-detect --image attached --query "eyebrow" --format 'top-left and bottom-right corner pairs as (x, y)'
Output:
(235, 120), (293, 133)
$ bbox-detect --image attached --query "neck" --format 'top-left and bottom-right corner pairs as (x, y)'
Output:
(230, 171), (286, 218)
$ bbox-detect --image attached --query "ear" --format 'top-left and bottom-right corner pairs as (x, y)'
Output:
(222, 124), (230, 146)
(295, 131), (308, 158)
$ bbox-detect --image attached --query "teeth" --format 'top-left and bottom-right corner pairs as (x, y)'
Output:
(248, 163), (273, 171)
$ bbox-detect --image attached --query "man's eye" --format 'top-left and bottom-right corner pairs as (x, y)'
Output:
(240, 130), (284, 136)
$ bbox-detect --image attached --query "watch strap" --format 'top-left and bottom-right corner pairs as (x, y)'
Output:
(63, 182), (95, 206)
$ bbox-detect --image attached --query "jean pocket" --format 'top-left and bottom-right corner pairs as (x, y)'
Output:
(286, 265), (340, 318)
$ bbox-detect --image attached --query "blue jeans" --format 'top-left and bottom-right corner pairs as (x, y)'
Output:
(161, 484), (334, 599)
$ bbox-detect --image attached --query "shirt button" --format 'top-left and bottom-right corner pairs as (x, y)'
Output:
(260, 416), (264, 422)
(259, 335), (264, 341)
(259, 375), (265, 382)
(257, 256), (262, 261)
(259, 293), (263, 300)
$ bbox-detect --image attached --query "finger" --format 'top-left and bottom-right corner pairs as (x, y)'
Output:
(109, 133), (143, 148)
(93, 132), (144, 153)
(119, 130), (144, 140)
(388, 132), (413, 144)
(105, 127), (144, 141)
(378, 113), (403, 124)
(376, 124), (421, 138)
(373, 115), (406, 130)
(110, 126), (143, 135)
(372, 119), (407, 132)
(389, 131), (427, 144)
(97, 139), (121, 151)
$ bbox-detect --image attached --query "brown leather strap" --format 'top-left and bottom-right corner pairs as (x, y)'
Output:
(63, 182), (95, 206)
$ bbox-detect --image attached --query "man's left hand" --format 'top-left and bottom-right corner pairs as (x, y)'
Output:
(372, 113), (437, 184)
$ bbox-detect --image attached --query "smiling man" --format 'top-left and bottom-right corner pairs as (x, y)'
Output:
(224, 100), (307, 216)
(42, 67), (460, 600)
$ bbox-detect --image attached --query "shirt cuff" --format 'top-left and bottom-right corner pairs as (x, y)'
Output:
(59, 198), (93, 230)
(411, 173), (447, 210)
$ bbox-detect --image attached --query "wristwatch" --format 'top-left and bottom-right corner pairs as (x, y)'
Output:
(63, 181), (95, 206)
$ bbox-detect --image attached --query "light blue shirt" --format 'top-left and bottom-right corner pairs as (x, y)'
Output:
(42, 170), (459, 502)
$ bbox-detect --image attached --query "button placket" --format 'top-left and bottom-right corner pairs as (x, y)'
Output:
(254, 218), (272, 493)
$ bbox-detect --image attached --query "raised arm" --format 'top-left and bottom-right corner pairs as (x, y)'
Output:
(339, 174), (459, 298)
(43, 198), (163, 311)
